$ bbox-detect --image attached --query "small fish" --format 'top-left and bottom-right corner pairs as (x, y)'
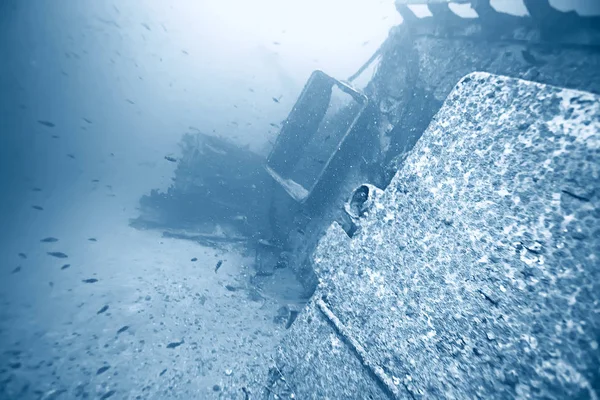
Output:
(215, 260), (223, 273)
(51, 135), (60, 139)
(100, 390), (116, 400)
(88, 238), (97, 242)
(96, 365), (110, 375)
(141, 22), (151, 31)
(83, 118), (92, 124)
(181, 50), (188, 55)
(272, 97), (280, 103)
(11, 266), (21, 274)
(32, 205), (44, 211)
(159, 368), (167, 376)
(273, 41), (280, 45)
(37, 120), (55, 128)
(18, 253), (27, 259)
(164, 156), (177, 163)
(67, 154), (76, 159)
(61, 264), (70, 270)
(116, 325), (129, 334)
(47, 252), (68, 258)
(248, 88), (255, 93)
(40, 237), (59, 243)
(166, 339), (184, 349)
(32, 187), (42, 192)
(92, 179), (100, 183)
(49, 281), (54, 288)
(82, 278), (98, 283)
(225, 284), (237, 292)
(269, 123), (279, 128)
(126, 99), (135, 104)
(97, 305), (109, 314)
(191, 257), (197, 262)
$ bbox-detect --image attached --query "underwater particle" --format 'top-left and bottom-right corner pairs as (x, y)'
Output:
(82, 278), (98, 283)
(96, 365), (110, 375)
(40, 237), (59, 243)
(47, 252), (68, 258)
(116, 326), (129, 334)
(60, 264), (70, 270)
(190, 257), (197, 262)
(166, 339), (184, 349)
(32, 205), (44, 211)
(37, 120), (55, 128)
(18, 253), (27, 259)
(97, 305), (109, 314)
(164, 156), (177, 163)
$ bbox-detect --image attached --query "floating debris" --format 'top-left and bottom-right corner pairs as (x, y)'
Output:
(47, 252), (68, 259)
(166, 339), (184, 349)
(82, 278), (98, 283)
(215, 260), (223, 273)
(116, 326), (129, 334)
(37, 120), (55, 128)
(97, 305), (109, 314)
(41, 237), (59, 243)
(61, 264), (70, 270)
(32, 205), (44, 211)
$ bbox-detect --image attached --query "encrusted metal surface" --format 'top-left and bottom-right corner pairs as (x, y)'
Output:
(274, 72), (600, 399)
